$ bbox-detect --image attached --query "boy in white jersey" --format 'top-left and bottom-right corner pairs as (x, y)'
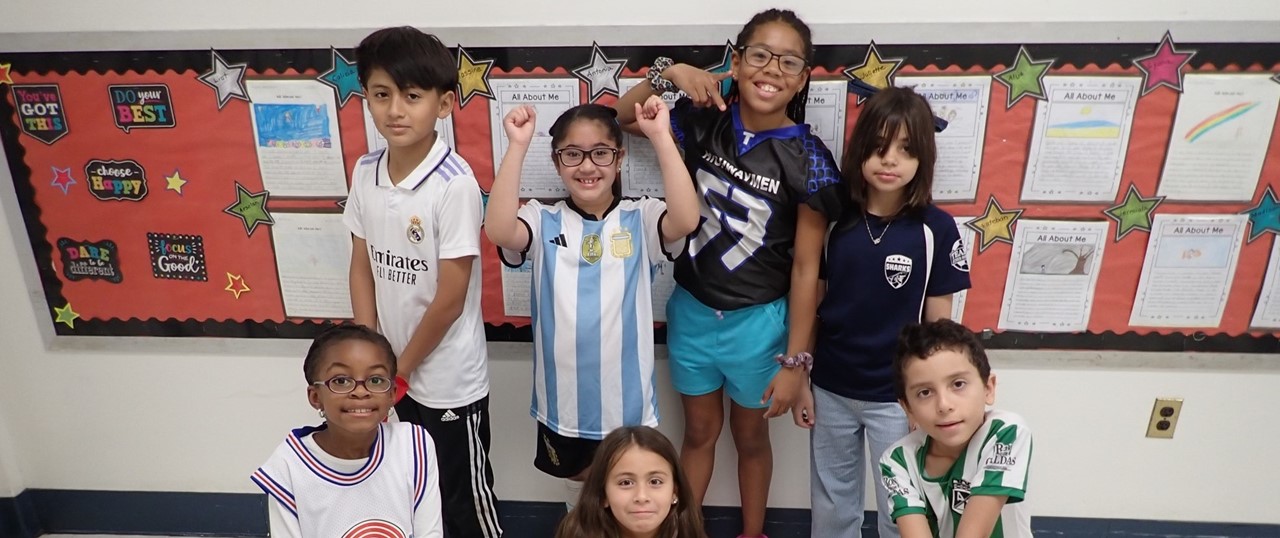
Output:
(880, 319), (1033, 538)
(344, 27), (500, 538)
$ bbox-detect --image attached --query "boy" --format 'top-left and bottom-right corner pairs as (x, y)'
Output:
(344, 27), (502, 538)
(880, 319), (1032, 538)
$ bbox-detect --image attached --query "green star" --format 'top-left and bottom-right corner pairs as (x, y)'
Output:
(223, 182), (274, 236)
(994, 46), (1054, 109)
(1103, 185), (1164, 241)
(53, 302), (80, 329)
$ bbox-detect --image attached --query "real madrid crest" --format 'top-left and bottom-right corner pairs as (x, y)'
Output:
(581, 233), (603, 264)
(407, 215), (424, 244)
(610, 227), (633, 258)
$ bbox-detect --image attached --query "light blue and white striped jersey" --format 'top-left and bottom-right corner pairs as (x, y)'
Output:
(500, 197), (680, 439)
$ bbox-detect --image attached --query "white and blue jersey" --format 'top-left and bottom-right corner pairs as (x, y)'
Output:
(499, 197), (680, 439)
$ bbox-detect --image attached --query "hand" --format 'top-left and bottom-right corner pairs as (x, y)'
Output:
(664, 64), (732, 111)
(634, 95), (671, 139)
(791, 380), (814, 429)
(503, 105), (537, 146)
(762, 366), (806, 419)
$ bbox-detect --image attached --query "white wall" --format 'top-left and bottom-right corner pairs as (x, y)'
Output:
(1, 0), (1278, 526)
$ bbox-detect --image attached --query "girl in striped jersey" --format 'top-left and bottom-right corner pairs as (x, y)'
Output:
(486, 99), (699, 504)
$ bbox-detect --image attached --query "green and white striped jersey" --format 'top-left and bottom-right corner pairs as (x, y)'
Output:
(879, 409), (1032, 538)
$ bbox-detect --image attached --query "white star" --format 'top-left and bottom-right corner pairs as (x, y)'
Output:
(572, 42), (627, 102)
(197, 50), (250, 110)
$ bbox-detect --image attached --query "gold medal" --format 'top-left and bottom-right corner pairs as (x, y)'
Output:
(580, 234), (602, 264)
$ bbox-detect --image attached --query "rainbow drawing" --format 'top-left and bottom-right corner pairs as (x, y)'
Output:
(1185, 102), (1259, 143)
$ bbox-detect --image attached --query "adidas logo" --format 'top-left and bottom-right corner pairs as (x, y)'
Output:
(549, 234), (568, 247)
(440, 410), (460, 422)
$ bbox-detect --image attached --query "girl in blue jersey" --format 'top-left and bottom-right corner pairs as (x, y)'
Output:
(486, 99), (699, 506)
(614, 9), (845, 538)
(808, 86), (971, 538)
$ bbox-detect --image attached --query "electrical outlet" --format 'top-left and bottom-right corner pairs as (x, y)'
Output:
(1146, 398), (1183, 439)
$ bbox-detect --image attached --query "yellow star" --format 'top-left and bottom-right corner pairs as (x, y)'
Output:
(165, 170), (188, 195)
(224, 272), (251, 299)
(965, 196), (1024, 252)
(0, 62), (12, 86)
(455, 46), (495, 108)
(54, 302), (80, 328)
(843, 42), (903, 100)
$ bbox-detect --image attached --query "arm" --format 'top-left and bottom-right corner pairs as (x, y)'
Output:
(923, 294), (954, 322)
(398, 256), (473, 375)
(615, 63), (731, 128)
(634, 96), (698, 239)
(267, 497), (302, 538)
(484, 105), (535, 251)
(763, 205), (826, 418)
(896, 514), (934, 538)
(350, 236), (378, 329)
(414, 430), (445, 538)
(955, 495), (1010, 538)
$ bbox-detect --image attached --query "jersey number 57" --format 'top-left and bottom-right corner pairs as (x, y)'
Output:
(688, 168), (771, 271)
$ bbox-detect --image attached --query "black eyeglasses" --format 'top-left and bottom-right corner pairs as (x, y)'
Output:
(738, 45), (808, 76)
(312, 375), (394, 394)
(554, 147), (619, 167)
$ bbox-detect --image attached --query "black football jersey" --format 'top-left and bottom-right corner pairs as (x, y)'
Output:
(670, 98), (846, 310)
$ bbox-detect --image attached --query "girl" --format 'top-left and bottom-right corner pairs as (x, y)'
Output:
(555, 426), (707, 538)
(251, 325), (442, 537)
(808, 87), (971, 538)
(614, 9), (845, 537)
(485, 99), (699, 505)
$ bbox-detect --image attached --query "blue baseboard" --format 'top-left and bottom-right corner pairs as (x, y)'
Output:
(0, 489), (1275, 538)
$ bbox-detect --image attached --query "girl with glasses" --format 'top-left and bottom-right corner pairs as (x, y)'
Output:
(485, 99), (700, 508)
(251, 324), (442, 537)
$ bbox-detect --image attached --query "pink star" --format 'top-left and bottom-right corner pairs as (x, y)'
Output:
(50, 166), (76, 195)
(1133, 31), (1195, 95)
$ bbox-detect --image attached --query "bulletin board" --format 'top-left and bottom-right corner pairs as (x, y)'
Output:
(2, 38), (1278, 352)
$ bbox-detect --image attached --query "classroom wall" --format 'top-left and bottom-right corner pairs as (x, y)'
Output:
(1, 0), (1278, 527)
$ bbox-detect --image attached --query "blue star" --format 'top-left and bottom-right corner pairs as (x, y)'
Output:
(704, 41), (735, 97)
(318, 48), (363, 107)
(1242, 186), (1280, 242)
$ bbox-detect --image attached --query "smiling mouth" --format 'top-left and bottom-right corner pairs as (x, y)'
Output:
(754, 81), (781, 95)
(577, 177), (601, 186)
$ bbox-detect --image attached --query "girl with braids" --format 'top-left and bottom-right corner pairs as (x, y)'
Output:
(615, 9), (844, 537)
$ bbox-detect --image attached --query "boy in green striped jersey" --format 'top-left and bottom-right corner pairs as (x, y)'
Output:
(879, 319), (1032, 538)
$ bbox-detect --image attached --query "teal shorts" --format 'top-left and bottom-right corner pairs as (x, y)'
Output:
(666, 285), (787, 409)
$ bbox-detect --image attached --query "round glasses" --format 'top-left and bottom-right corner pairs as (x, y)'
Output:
(739, 45), (808, 76)
(555, 147), (619, 167)
(312, 375), (394, 394)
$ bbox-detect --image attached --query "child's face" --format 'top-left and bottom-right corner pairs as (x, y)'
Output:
(307, 339), (396, 435)
(731, 21), (810, 118)
(364, 67), (453, 152)
(604, 445), (676, 538)
(553, 119), (622, 209)
(861, 125), (919, 199)
(899, 348), (996, 457)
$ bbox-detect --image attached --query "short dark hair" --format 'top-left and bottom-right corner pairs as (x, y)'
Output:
(354, 26), (456, 94)
(303, 324), (397, 383)
(893, 319), (990, 402)
(842, 86), (937, 217)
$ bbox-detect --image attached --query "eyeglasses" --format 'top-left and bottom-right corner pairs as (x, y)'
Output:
(738, 45), (808, 76)
(312, 375), (394, 394)
(554, 147), (619, 167)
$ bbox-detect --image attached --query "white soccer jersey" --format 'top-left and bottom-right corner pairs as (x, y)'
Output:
(343, 140), (489, 408)
(880, 409), (1033, 538)
(252, 422), (442, 538)
(499, 198), (679, 439)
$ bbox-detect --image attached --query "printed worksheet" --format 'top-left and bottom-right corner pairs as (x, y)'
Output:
(490, 78), (581, 198)
(805, 80), (848, 164)
(1130, 214), (1248, 327)
(246, 79), (348, 197)
(1250, 239), (1280, 329)
(896, 76), (991, 201)
(270, 212), (354, 319)
(1022, 76), (1141, 202)
(998, 220), (1109, 332)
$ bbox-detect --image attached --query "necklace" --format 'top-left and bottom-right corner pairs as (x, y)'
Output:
(864, 213), (892, 245)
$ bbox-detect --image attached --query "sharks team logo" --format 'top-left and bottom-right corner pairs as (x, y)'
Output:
(884, 254), (912, 289)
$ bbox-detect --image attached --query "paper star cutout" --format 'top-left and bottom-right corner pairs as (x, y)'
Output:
(222, 182), (274, 236)
(1242, 186), (1280, 243)
(336, 198), (347, 209)
(964, 196), (1024, 252)
(165, 170), (188, 195)
(993, 46), (1054, 109)
(704, 41), (735, 97)
(0, 62), (12, 86)
(1272, 72), (1280, 86)
(318, 48), (363, 107)
(455, 46), (495, 108)
(1103, 184), (1164, 242)
(842, 42), (904, 103)
(572, 42), (628, 103)
(224, 273), (251, 299)
(50, 166), (76, 195)
(197, 50), (250, 110)
(1133, 31), (1195, 95)
(53, 302), (80, 328)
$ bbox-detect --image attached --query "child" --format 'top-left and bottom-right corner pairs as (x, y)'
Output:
(614, 9), (846, 536)
(555, 426), (707, 538)
(486, 100), (699, 504)
(251, 325), (443, 537)
(881, 319), (1033, 538)
(344, 27), (500, 538)
(809, 86), (971, 538)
